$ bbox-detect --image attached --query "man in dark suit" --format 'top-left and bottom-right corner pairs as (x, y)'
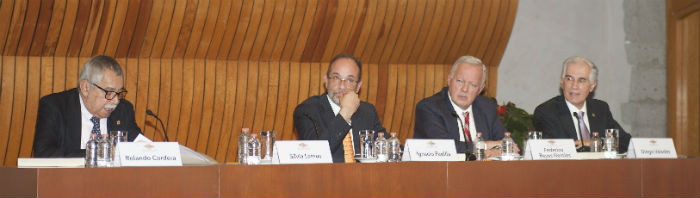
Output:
(294, 53), (386, 163)
(33, 55), (142, 157)
(534, 56), (631, 153)
(414, 55), (512, 158)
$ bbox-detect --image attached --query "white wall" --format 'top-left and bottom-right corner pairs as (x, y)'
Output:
(497, 0), (634, 131)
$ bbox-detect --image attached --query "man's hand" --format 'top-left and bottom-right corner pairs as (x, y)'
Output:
(482, 140), (520, 157)
(338, 92), (360, 123)
(575, 140), (592, 149)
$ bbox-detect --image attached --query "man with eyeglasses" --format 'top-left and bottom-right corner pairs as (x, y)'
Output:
(294, 53), (386, 163)
(33, 55), (142, 157)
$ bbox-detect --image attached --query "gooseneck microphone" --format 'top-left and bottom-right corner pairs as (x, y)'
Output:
(146, 109), (170, 142)
(303, 113), (320, 139)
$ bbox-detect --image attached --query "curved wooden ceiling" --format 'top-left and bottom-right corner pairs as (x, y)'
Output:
(0, 0), (516, 65)
(0, 0), (518, 165)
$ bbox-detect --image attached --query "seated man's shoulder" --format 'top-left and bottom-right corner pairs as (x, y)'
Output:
(40, 88), (78, 105)
(589, 98), (610, 106)
(416, 92), (444, 107)
(535, 96), (563, 111)
(474, 95), (498, 107)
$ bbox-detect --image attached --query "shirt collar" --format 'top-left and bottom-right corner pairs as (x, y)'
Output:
(327, 94), (341, 116)
(565, 99), (587, 115)
(79, 95), (94, 121)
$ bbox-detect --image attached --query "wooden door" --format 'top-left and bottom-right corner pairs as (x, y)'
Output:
(667, 0), (700, 156)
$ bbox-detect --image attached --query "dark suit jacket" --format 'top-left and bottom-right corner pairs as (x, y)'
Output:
(533, 95), (631, 153)
(294, 93), (386, 163)
(33, 88), (142, 157)
(413, 87), (507, 153)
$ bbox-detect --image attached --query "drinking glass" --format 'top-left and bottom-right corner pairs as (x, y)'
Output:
(358, 130), (376, 159)
(260, 131), (276, 160)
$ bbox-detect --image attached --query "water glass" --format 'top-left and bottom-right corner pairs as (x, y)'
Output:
(110, 130), (128, 145)
(605, 129), (620, 153)
(260, 131), (276, 160)
(527, 131), (543, 140)
(109, 130), (128, 167)
(359, 130), (376, 159)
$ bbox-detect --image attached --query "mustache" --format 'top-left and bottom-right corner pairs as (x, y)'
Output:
(104, 104), (117, 110)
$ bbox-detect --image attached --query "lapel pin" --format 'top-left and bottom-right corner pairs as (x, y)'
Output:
(591, 113), (596, 117)
(116, 120), (121, 126)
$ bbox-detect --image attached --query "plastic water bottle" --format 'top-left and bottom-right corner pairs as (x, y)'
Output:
(97, 134), (112, 167)
(591, 132), (602, 152)
(247, 134), (262, 165)
(373, 132), (389, 162)
(238, 128), (251, 164)
(85, 133), (99, 168)
(473, 132), (487, 161)
(501, 132), (515, 160)
(604, 131), (617, 158)
(388, 132), (402, 162)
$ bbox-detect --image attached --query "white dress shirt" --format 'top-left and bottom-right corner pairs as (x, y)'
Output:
(79, 96), (107, 149)
(448, 94), (477, 142)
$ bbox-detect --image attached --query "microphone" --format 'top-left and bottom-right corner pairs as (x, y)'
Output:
(146, 109), (170, 142)
(303, 113), (320, 139)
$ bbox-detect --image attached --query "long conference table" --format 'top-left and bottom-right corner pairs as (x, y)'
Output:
(1, 158), (698, 198)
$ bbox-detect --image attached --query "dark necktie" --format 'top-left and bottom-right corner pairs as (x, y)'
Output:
(90, 116), (101, 137)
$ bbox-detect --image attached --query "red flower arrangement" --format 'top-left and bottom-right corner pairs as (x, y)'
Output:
(493, 99), (534, 147)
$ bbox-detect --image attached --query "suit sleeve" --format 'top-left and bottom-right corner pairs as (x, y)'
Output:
(414, 101), (469, 153)
(293, 104), (351, 153)
(366, 105), (387, 134)
(33, 98), (65, 157)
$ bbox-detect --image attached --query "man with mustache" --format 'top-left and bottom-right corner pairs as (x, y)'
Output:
(294, 53), (386, 163)
(33, 55), (142, 157)
(414, 55), (514, 159)
(534, 56), (631, 153)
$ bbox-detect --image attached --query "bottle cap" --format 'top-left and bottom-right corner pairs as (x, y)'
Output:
(251, 134), (257, 138)
(504, 132), (511, 136)
(390, 132), (397, 137)
(592, 132), (599, 136)
(378, 132), (384, 137)
(242, 128), (250, 133)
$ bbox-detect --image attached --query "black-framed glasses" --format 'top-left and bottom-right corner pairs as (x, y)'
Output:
(327, 75), (358, 86)
(91, 83), (127, 100)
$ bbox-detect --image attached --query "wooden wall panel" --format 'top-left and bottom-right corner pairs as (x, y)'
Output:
(0, 0), (517, 166)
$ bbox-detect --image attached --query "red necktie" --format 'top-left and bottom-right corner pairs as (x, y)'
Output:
(463, 112), (472, 142)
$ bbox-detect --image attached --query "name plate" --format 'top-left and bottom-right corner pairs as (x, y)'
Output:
(627, 138), (677, 158)
(118, 142), (182, 166)
(402, 139), (458, 161)
(524, 139), (577, 160)
(273, 140), (333, 164)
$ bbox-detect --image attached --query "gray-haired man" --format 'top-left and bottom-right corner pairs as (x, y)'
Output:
(33, 55), (142, 157)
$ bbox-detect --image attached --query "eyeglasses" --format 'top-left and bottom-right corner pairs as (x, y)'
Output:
(91, 83), (127, 100)
(327, 75), (358, 86)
